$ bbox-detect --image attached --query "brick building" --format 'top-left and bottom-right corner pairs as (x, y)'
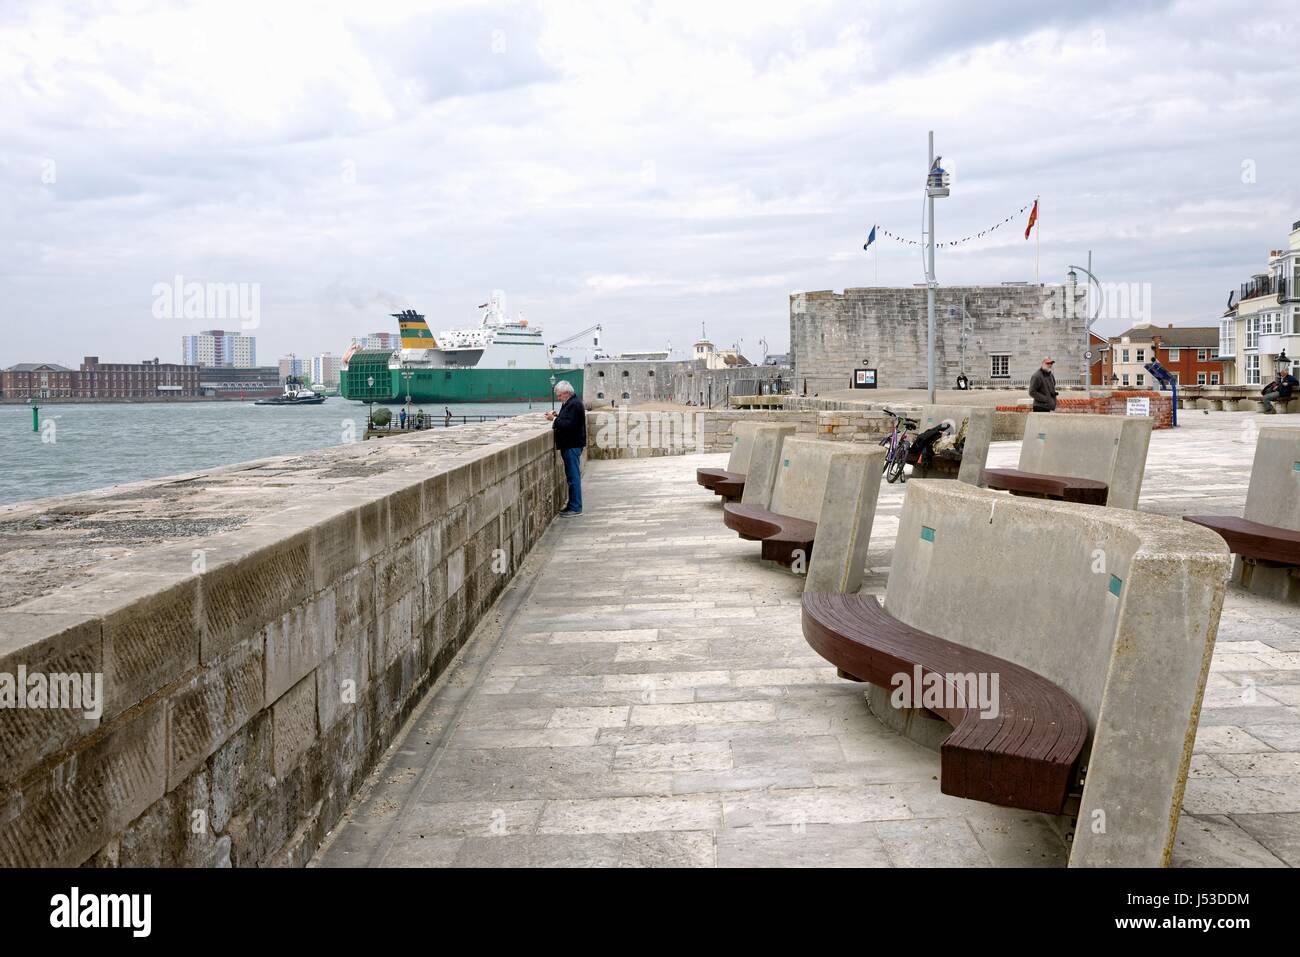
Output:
(1, 363), (77, 399)
(79, 357), (200, 398)
(1, 358), (201, 400)
(1099, 324), (1229, 388)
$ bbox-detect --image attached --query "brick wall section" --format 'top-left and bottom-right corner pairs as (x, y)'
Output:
(0, 417), (568, 867)
(995, 391), (1173, 429)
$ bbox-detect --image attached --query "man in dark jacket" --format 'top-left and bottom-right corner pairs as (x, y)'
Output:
(1261, 369), (1299, 414)
(1029, 357), (1058, 412)
(545, 380), (586, 514)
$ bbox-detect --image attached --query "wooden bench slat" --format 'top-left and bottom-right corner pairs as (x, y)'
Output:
(802, 592), (1087, 814)
(982, 467), (1109, 506)
(696, 467), (746, 501)
(1183, 515), (1300, 565)
(723, 503), (816, 565)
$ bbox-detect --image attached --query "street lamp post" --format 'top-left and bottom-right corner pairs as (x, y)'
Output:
(549, 373), (557, 413)
(1066, 254), (1102, 398)
(924, 132), (950, 405)
(401, 370), (413, 427)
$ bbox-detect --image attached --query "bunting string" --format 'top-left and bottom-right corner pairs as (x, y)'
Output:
(871, 200), (1036, 248)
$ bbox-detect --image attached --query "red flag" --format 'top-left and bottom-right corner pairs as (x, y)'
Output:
(1024, 199), (1038, 240)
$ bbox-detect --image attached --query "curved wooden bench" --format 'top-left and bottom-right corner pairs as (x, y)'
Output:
(722, 503), (816, 565)
(696, 467), (745, 501)
(802, 592), (1087, 814)
(1183, 515), (1300, 566)
(982, 467), (1109, 506)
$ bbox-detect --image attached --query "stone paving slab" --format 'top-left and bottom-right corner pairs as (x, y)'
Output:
(314, 412), (1300, 867)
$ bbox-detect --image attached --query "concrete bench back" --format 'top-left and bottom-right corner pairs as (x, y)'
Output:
(913, 405), (995, 487)
(1017, 413), (1152, 509)
(726, 421), (763, 474)
(738, 425), (798, 509)
(884, 480), (1230, 867)
(1245, 426), (1300, 533)
(767, 437), (885, 593)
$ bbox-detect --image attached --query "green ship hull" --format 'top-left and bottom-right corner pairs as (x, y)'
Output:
(341, 350), (583, 404)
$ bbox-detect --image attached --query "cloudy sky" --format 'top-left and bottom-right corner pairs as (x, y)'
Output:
(2, 0), (1297, 368)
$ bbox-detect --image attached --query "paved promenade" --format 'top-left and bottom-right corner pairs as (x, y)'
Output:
(314, 413), (1300, 867)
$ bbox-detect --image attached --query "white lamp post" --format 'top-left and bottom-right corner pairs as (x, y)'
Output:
(924, 132), (950, 405)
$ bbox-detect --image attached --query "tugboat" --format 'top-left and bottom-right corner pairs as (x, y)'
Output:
(254, 375), (327, 406)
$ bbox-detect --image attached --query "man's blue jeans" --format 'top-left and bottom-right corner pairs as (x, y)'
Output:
(560, 447), (583, 512)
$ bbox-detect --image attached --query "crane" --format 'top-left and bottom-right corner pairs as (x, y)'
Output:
(548, 323), (608, 361)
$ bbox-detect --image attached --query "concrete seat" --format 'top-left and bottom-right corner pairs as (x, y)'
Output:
(804, 479), (1231, 866)
(1185, 426), (1300, 601)
(803, 591), (1087, 814)
(697, 422), (796, 504)
(901, 405), (995, 485)
(696, 421), (761, 502)
(723, 436), (885, 592)
(981, 412), (1152, 510)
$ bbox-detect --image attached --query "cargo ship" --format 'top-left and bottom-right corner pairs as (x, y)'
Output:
(340, 294), (584, 404)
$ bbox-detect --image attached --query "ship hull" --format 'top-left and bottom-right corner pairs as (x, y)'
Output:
(342, 361), (584, 404)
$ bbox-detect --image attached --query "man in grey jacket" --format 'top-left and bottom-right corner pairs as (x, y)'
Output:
(1029, 357), (1058, 412)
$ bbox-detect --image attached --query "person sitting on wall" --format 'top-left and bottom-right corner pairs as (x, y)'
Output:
(1261, 370), (1299, 414)
(545, 380), (586, 515)
(1029, 357), (1058, 412)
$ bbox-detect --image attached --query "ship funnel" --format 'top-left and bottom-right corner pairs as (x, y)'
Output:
(393, 310), (438, 350)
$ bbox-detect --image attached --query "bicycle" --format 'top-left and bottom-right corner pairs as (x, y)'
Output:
(878, 408), (919, 484)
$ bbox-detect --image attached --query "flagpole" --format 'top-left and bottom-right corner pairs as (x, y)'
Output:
(1035, 195), (1041, 284)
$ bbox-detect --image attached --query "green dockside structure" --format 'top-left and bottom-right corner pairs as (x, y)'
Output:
(341, 350), (585, 404)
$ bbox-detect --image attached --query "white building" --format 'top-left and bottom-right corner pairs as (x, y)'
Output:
(692, 329), (750, 370)
(1219, 219), (1300, 385)
(351, 332), (401, 351)
(181, 330), (256, 367)
(312, 353), (342, 389)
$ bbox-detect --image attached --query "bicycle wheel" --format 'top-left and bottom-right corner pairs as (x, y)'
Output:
(885, 442), (907, 483)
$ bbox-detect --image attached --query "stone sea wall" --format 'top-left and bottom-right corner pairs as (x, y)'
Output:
(0, 416), (569, 866)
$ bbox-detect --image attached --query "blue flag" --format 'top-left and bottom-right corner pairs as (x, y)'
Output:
(863, 225), (877, 251)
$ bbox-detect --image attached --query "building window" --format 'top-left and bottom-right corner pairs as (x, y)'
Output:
(1136, 373), (1145, 387)
(989, 354), (1010, 379)
(1196, 349), (1207, 361)
(1220, 319), (1236, 358)
(1246, 315), (1260, 350)
(1246, 354), (1260, 385)
(1197, 372), (1206, 385)
(1121, 349), (1130, 363)
(1210, 373), (1220, 385)
(1136, 349), (1145, 363)
(1167, 348), (1180, 362)
(1122, 374), (1130, 386)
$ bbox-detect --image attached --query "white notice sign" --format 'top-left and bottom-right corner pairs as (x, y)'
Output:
(1126, 396), (1151, 417)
